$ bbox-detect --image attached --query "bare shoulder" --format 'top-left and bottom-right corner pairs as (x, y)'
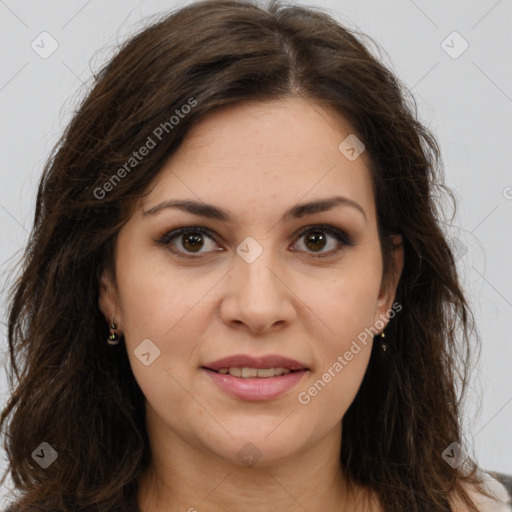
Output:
(450, 476), (512, 512)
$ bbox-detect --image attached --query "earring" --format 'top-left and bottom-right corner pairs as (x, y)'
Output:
(379, 331), (388, 352)
(107, 315), (121, 345)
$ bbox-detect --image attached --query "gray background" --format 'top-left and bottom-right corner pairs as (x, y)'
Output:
(1, 0), (511, 503)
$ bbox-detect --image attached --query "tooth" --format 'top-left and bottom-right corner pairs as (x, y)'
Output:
(221, 367), (297, 378)
(257, 368), (275, 378)
(229, 367), (242, 377)
(241, 367), (258, 378)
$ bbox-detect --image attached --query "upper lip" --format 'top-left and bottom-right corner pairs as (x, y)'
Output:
(202, 354), (309, 371)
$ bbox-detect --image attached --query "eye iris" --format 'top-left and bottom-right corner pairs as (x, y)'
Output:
(182, 232), (204, 252)
(305, 231), (326, 252)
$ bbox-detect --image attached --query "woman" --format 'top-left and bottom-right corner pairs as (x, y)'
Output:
(1, 0), (510, 510)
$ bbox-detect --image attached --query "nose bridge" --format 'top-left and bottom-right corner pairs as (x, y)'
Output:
(222, 235), (294, 332)
(235, 236), (279, 299)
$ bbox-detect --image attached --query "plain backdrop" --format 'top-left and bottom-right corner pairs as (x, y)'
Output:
(1, 0), (511, 503)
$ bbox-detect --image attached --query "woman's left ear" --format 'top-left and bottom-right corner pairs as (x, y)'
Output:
(98, 268), (121, 325)
(375, 234), (404, 323)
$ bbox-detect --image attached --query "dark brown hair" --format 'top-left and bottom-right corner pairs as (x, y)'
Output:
(0, 0), (499, 510)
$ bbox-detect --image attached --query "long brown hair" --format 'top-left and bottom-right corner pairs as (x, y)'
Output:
(0, 0), (499, 510)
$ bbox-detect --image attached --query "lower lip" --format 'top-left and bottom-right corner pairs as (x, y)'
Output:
(202, 368), (308, 401)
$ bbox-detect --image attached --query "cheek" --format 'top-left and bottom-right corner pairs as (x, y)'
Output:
(115, 240), (202, 337)
(114, 245), (220, 392)
(295, 254), (381, 415)
(308, 254), (383, 348)
(298, 290), (375, 425)
(114, 264), (205, 414)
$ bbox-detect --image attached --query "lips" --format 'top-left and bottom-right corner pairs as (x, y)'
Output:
(202, 354), (309, 372)
(202, 366), (309, 401)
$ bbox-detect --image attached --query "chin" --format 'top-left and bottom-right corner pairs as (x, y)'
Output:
(203, 429), (305, 468)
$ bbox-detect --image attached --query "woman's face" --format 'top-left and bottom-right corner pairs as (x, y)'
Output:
(100, 96), (403, 469)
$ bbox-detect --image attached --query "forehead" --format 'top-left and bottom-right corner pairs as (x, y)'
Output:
(141, 97), (376, 225)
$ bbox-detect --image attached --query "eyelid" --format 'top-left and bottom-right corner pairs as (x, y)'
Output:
(157, 223), (353, 259)
(157, 226), (220, 260)
(294, 223), (352, 247)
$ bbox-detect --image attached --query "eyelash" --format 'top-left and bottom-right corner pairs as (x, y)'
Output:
(157, 223), (353, 260)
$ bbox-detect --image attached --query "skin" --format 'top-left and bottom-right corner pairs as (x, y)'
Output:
(99, 96), (404, 512)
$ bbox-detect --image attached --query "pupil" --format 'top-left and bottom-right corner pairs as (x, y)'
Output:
(183, 233), (204, 252)
(306, 232), (326, 251)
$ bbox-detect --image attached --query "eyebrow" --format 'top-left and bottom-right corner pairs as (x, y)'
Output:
(142, 195), (367, 223)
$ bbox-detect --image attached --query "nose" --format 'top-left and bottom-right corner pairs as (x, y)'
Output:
(220, 247), (296, 334)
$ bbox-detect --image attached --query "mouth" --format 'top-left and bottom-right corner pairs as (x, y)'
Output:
(201, 366), (308, 378)
(202, 354), (310, 374)
(201, 366), (309, 401)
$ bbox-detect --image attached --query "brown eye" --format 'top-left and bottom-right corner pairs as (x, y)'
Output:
(303, 231), (328, 252)
(181, 232), (206, 252)
(293, 224), (352, 258)
(158, 223), (352, 260)
(158, 226), (221, 258)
